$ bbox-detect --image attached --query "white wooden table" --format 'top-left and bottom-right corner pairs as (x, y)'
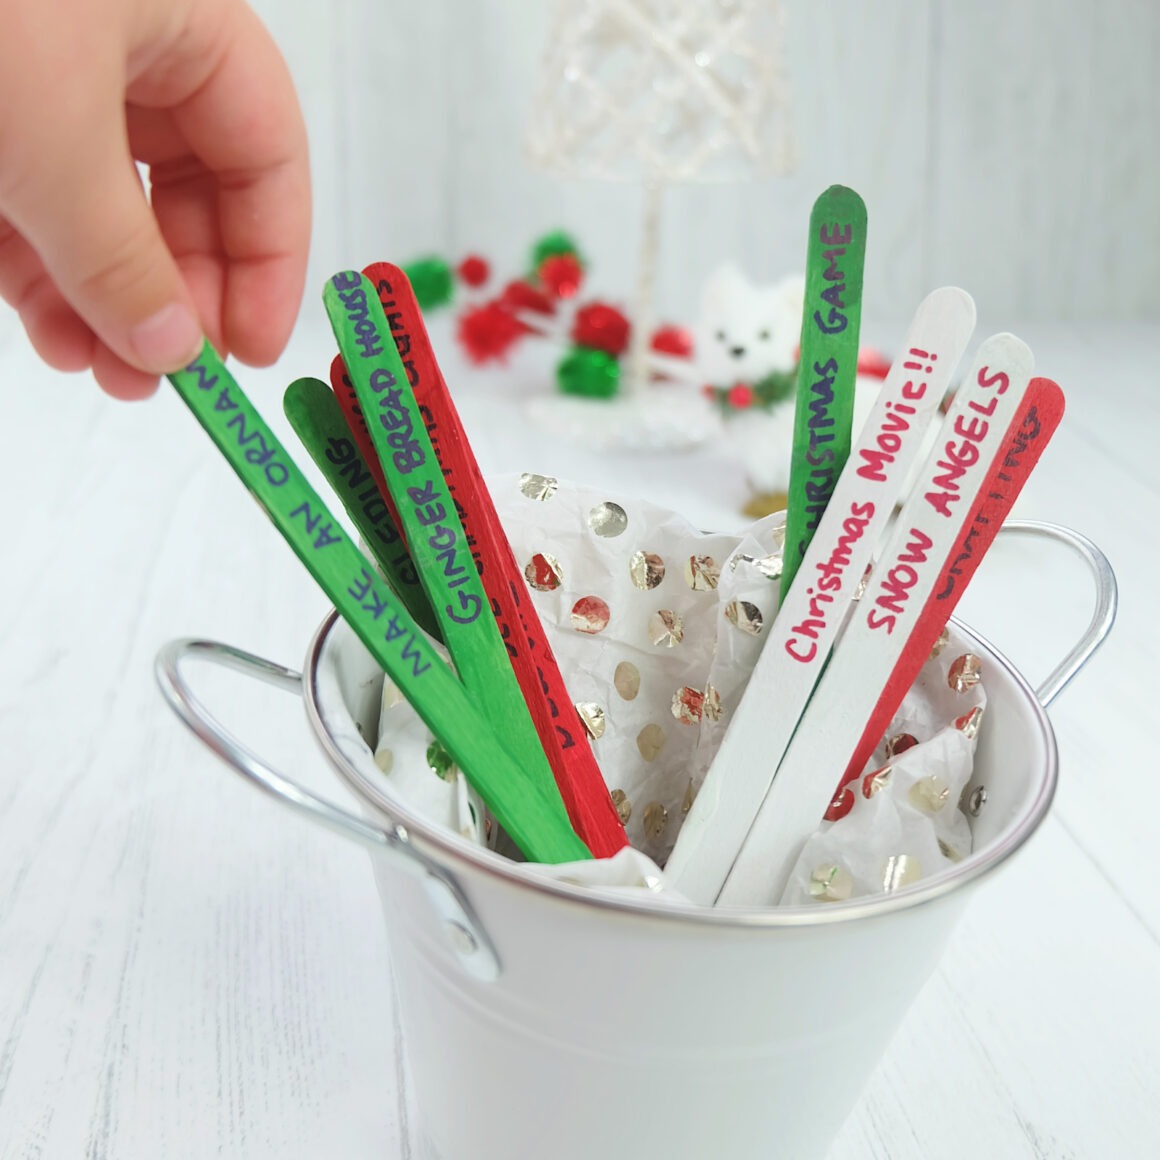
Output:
(0, 311), (1156, 1159)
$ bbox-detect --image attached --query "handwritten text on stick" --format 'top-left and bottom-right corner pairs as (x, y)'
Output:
(329, 273), (481, 627)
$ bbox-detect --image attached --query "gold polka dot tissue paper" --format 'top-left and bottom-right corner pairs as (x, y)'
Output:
(499, 472), (787, 867)
(366, 471), (987, 908)
(777, 629), (986, 905)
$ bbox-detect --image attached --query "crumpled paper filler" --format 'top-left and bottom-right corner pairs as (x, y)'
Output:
(369, 473), (985, 906)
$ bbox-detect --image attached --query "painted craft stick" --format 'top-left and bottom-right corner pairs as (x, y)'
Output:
(358, 261), (628, 857)
(780, 185), (868, 598)
(323, 271), (603, 854)
(167, 344), (589, 865)
(826, 376), (1065, 818)
(665, 287), (976, 904)
(283, 376), (441, 641)
(328, 353), (407, 538)
(718, 333), (1035, 905)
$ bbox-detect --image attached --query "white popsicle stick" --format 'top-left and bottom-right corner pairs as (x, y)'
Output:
(717, 332), (1035, 906)
(665, 288), (977, 904)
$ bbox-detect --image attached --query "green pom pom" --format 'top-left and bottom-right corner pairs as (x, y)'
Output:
(402, 256), (454, 310)
(557, 347), (619, 399)
(531, 230), (583, 271)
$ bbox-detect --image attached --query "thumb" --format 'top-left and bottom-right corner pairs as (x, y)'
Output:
(1, 95), (204, 376)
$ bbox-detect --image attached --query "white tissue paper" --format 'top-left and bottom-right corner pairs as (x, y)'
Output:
(375, 667), (487, 847)
(370, 473), (984, 906)
(778, 636), (985, 905)
(498, 472), (786, 868)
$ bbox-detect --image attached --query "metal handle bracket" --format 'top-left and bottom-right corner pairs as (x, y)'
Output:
(1000, 521), (1117, 707)
(155, 638), (501, 982)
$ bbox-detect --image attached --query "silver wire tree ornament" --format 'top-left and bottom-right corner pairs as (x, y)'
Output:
(526, 0), (796, 402)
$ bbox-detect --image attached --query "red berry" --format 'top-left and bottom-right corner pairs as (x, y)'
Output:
(727, 383), (754, 409)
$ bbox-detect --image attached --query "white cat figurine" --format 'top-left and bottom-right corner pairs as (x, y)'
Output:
(695, 263), (805, 391)
(694, 263), (878, 502)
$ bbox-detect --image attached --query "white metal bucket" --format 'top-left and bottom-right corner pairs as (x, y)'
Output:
(157, 522), (1115, 1160)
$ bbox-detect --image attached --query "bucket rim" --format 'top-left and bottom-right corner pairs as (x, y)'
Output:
(303, 609), (1058, 928)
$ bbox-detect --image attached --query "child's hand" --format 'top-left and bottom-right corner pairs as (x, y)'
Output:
(0, 0), (310, 399)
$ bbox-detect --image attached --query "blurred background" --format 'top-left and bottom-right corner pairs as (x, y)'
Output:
(249, 0), (1159, 328)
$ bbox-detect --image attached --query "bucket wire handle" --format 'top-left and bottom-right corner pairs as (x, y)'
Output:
(999, 521), (1117, 707)
(155, 638), (501, 982)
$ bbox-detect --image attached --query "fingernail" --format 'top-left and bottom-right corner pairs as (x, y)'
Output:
(129, 303), (203, 372)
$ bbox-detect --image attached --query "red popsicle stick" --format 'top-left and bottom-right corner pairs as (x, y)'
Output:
(328, 353), (407, 539)
(826, 376), (1065, 818)
(353, 261), (628, 857)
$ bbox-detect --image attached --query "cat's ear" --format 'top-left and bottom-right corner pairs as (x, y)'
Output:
(701, 262), (751, 319)
(770, 274), (806, 323)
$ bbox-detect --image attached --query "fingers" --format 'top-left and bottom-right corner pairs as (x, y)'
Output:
(0, 0), (311, 399)
(0, 215), (95, 372)
(2, 187), (186, 397)
(0, 74), (205, 378)
(91, 342), (162, 401)
(134, 131), (229, 353)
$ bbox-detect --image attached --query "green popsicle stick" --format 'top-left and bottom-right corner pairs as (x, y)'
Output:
(780, 185), (868, 599)
(283, 375), (442, 642)
(168, 342), (589, 865)
(321, 272), (572, 824)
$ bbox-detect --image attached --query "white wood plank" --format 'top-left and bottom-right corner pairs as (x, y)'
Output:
(436, 0), (935, 324)
(337, 0), (456, 269)
(703, 0), (936, 323)
(926, 0), (1160, 321)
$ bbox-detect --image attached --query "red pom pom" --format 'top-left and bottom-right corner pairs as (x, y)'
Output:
(499, 279), (555, 316)
(457, 302), (527, 365)
(727, 383), (754, 409)
(857, 347), (892, 379)
(457, 254), (491, 288)
(538, 253), (584, 299)
(571, 302), (631, 356)
(651, 324), (695, 360)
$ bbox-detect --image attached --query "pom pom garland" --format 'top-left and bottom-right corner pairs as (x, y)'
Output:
(539, 253), (585, 299)
(458, 302), (528, 365)
(651, 324), (695, 360)
(500, 279), (556, 316)
(402, 231), (891, 411)
(531, 229), (583, 270)
(572, 302), (631, 356)
(557, 347), (620, 398)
